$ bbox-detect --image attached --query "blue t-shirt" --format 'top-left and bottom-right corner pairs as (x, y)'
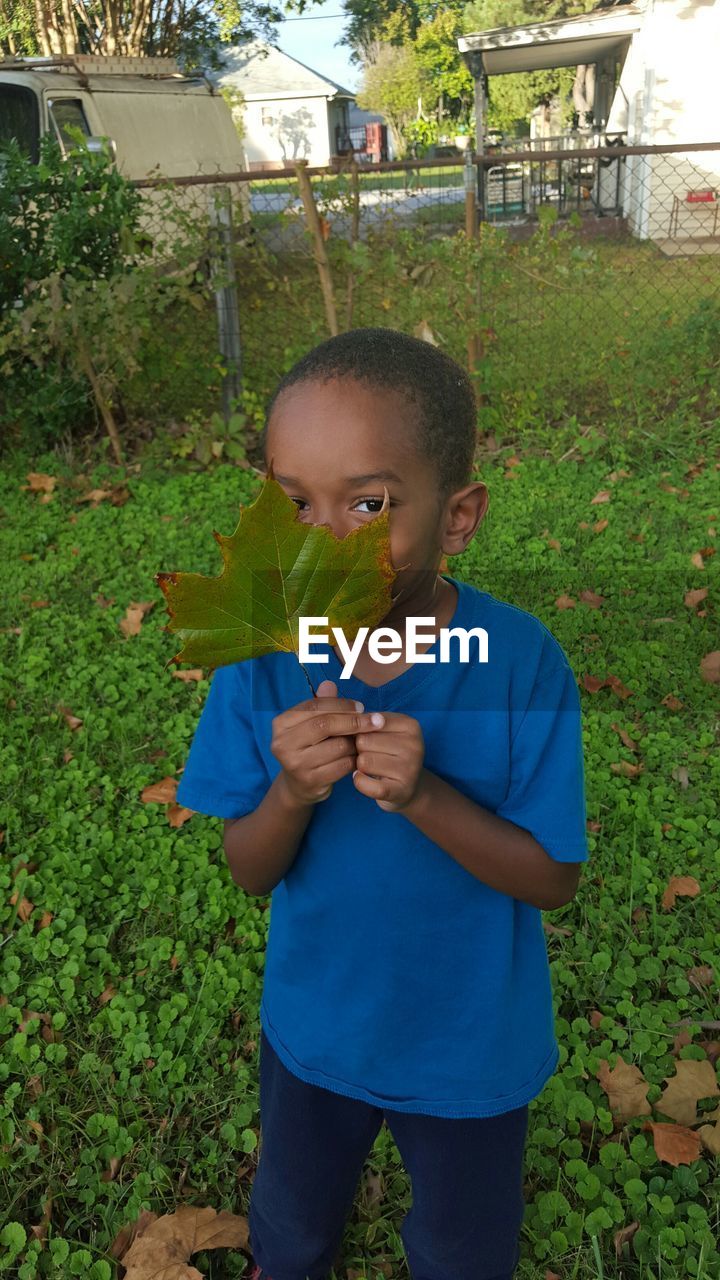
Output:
(176, 575), (590, 1118)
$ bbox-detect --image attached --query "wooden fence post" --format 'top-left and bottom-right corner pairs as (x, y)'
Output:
(293, 160), (339, 337)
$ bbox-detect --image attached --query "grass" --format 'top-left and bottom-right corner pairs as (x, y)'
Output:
(101, 234), (707, 499)
(2, 188), (720, 1277)
(248, 165), (465, 199)
(1, 437), (719, 1278)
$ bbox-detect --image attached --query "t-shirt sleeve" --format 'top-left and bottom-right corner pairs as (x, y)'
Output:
(495, 659), (590, 863)
(175, 661), (270, 820)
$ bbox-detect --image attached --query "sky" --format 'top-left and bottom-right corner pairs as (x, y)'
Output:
(275, 0), (360, 92)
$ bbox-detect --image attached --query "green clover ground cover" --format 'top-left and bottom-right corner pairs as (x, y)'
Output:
(1, 448), (719, 1278)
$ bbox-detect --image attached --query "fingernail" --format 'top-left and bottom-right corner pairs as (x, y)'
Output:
(352, 770), (358, 779)
(371, 713), (384, 727)
(355, 701), (364, 711)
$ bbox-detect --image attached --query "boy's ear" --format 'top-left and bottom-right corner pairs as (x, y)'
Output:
(441, 482), (489, 555)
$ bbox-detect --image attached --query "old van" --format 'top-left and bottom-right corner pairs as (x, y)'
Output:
(0, 53), (251, 247)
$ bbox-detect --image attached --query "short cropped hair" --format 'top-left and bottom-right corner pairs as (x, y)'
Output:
(261, 328), (478, 503)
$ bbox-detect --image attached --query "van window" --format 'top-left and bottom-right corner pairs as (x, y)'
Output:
(0, 84), (40, 163)
(48, 98), (91, 154)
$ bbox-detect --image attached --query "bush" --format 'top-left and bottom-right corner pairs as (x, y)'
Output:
(0, 131), (223, 459)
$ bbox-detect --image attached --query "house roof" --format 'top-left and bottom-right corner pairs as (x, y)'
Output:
(458, 1), (645, 75)
(207, 40), (354, 102)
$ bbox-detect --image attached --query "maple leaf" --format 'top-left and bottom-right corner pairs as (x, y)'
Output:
(644, 1120), (702, 1167)
(657, 1059), (720, 1127)
(597, 1055), (652, 1121)
(156, 463), (397, 692)
(117, 1205), (249, 1280)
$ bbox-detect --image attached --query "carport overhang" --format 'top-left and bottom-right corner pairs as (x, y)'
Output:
(458, 5), (643, 77)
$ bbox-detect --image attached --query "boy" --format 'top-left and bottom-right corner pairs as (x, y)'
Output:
(175, 328), (590, 1280)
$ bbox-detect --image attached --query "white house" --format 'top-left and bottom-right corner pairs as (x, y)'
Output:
(459, 0), (720, 251)
(207, 41), (355, 170)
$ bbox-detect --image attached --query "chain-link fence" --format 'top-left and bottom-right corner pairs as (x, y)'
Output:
(129, 140), (720, 450)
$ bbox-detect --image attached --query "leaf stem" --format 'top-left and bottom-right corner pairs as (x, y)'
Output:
(299, 661), (318, 698)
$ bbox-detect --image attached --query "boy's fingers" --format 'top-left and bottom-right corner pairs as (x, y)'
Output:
(290, 711), (379, 750)
(281, 695), (366, 728)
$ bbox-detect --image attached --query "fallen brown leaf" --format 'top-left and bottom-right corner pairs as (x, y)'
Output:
(657, 1059), (720, 1126)
(57, 704), (83, 731)
(110, 1210), (159, 1261)
(698, 1119), (720, 1156)
(606, 675), (633, 699)
(168, 805), (195, 829)
(611, 723), (639, 752)
(579, 590), (605, 608)
(22, 473), (57, 496)
(700, 651), (720, 684)
(643, 1120), (702, 1167)
(120, 601), (155, 639)
(9, 892), (34, 923)
(141, 777), (178, 804)
(29, 1194), (53, 1245)
(101, 1156), (122, 1183)
(688, 965), (714, 991)
(614, 1220), (640, 1258)
(611, 760), (644, 778)
(590, 490), (611, 505)
(661, 875), (701, 910)
(581, 674), (607, 694)
(117, 1205), (249, 1280)
(76, 485), (130, 508)
(684, 588), (708, 609)
(597, 1055), (651, 1121)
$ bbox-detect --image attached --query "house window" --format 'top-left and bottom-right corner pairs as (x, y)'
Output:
(261, 106), (276, 127)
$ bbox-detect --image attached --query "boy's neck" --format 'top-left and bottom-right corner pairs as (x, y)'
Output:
(329, 573), (458, 687)
(382, 572), (455, 634)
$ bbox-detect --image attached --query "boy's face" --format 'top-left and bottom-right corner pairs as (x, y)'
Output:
(263, 376), (488, 611)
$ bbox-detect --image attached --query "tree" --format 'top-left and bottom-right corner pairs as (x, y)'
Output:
(415, 9), (474, 128)
(356, 26), (426, 158)
(351, 3), (473, 151)
(0, 0), (320, 71)
(343, 0), (422, 65)
(463, 0), (600, 135)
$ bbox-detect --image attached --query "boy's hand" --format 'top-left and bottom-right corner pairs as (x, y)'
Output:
(353, 711), (426, 813)
(271, 679), (385, 806)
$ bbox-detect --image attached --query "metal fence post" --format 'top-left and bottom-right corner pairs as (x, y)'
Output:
(465, 149), (478, 239)
(208, 184), (242, 425)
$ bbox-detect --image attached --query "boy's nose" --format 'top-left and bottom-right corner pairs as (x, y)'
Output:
(310, 517), (349, 540)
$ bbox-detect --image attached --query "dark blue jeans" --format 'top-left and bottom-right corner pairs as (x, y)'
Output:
(248, 1028), (529, 1280)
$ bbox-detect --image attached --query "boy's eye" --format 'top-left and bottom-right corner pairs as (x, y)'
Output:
(289, 497), (392, 514)
(354, 497), (388, 514)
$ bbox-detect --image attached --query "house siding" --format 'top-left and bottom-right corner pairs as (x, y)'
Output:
(239, 94), (339, 168)
(607, 0), (720, 244)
